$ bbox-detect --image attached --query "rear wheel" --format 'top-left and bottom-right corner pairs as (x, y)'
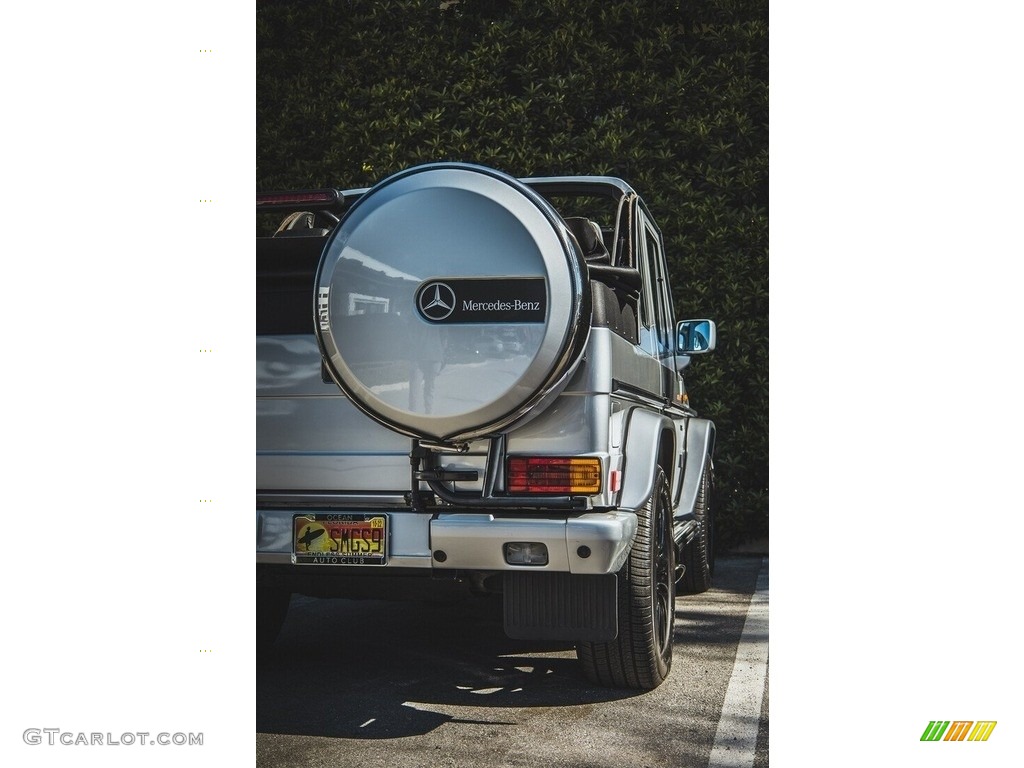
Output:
(681, 456), (715, 594)
(577, 468), (675, 689)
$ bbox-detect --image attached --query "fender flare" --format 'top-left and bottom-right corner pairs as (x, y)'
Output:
(617, 408), (676, 512)
(675, 418), (716, 520)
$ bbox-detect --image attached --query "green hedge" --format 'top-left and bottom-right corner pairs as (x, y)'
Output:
(257, 0), (768, 549)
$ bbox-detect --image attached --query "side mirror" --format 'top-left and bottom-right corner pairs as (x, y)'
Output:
(677, 319), (716, 355)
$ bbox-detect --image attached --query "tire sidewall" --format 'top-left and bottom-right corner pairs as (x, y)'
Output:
(652, 469), (675, 677)
(629, 468), (674, 682)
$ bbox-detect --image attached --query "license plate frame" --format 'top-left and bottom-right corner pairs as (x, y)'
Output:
(292, 513), (388, 566)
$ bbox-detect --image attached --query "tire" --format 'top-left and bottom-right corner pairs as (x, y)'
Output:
(577, 468), (675, 690)
(681, 456), (715, 594)
(257, 585), (291, 651)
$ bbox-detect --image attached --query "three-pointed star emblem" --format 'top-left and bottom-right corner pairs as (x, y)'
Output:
(418, 282), (457, 320)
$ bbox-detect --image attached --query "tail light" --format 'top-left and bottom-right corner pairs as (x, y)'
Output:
(507, 457), (602, 494)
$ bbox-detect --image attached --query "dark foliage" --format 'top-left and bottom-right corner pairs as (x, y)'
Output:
(257, 0), (767, 549)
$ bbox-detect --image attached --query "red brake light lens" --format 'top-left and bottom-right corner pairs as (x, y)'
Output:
(507, 457), (602, 494)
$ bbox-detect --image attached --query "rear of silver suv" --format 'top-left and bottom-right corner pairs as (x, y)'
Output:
(257, 163), (716, 689)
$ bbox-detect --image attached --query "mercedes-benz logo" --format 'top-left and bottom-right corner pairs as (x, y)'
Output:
(418, 282), (456, 321)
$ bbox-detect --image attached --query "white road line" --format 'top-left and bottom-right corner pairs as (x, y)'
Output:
(707, 557), (769, 768)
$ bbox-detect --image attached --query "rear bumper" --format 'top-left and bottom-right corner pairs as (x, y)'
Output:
(430, 511), (636, 574)
(256, 508), (637, 575)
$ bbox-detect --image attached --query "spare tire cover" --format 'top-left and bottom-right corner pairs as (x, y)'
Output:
(315, 163), (590, 443)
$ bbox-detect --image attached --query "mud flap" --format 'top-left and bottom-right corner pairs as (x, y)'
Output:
(503, 572), (618, 642)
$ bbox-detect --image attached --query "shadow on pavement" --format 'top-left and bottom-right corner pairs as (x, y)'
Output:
(258, 594), (641, 739)
(258, 556), (765, 740)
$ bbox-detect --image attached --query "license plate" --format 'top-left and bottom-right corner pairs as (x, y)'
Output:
(292, 513), (388, 565)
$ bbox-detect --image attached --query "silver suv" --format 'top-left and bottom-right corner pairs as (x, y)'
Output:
(257, 163), (716, 690)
